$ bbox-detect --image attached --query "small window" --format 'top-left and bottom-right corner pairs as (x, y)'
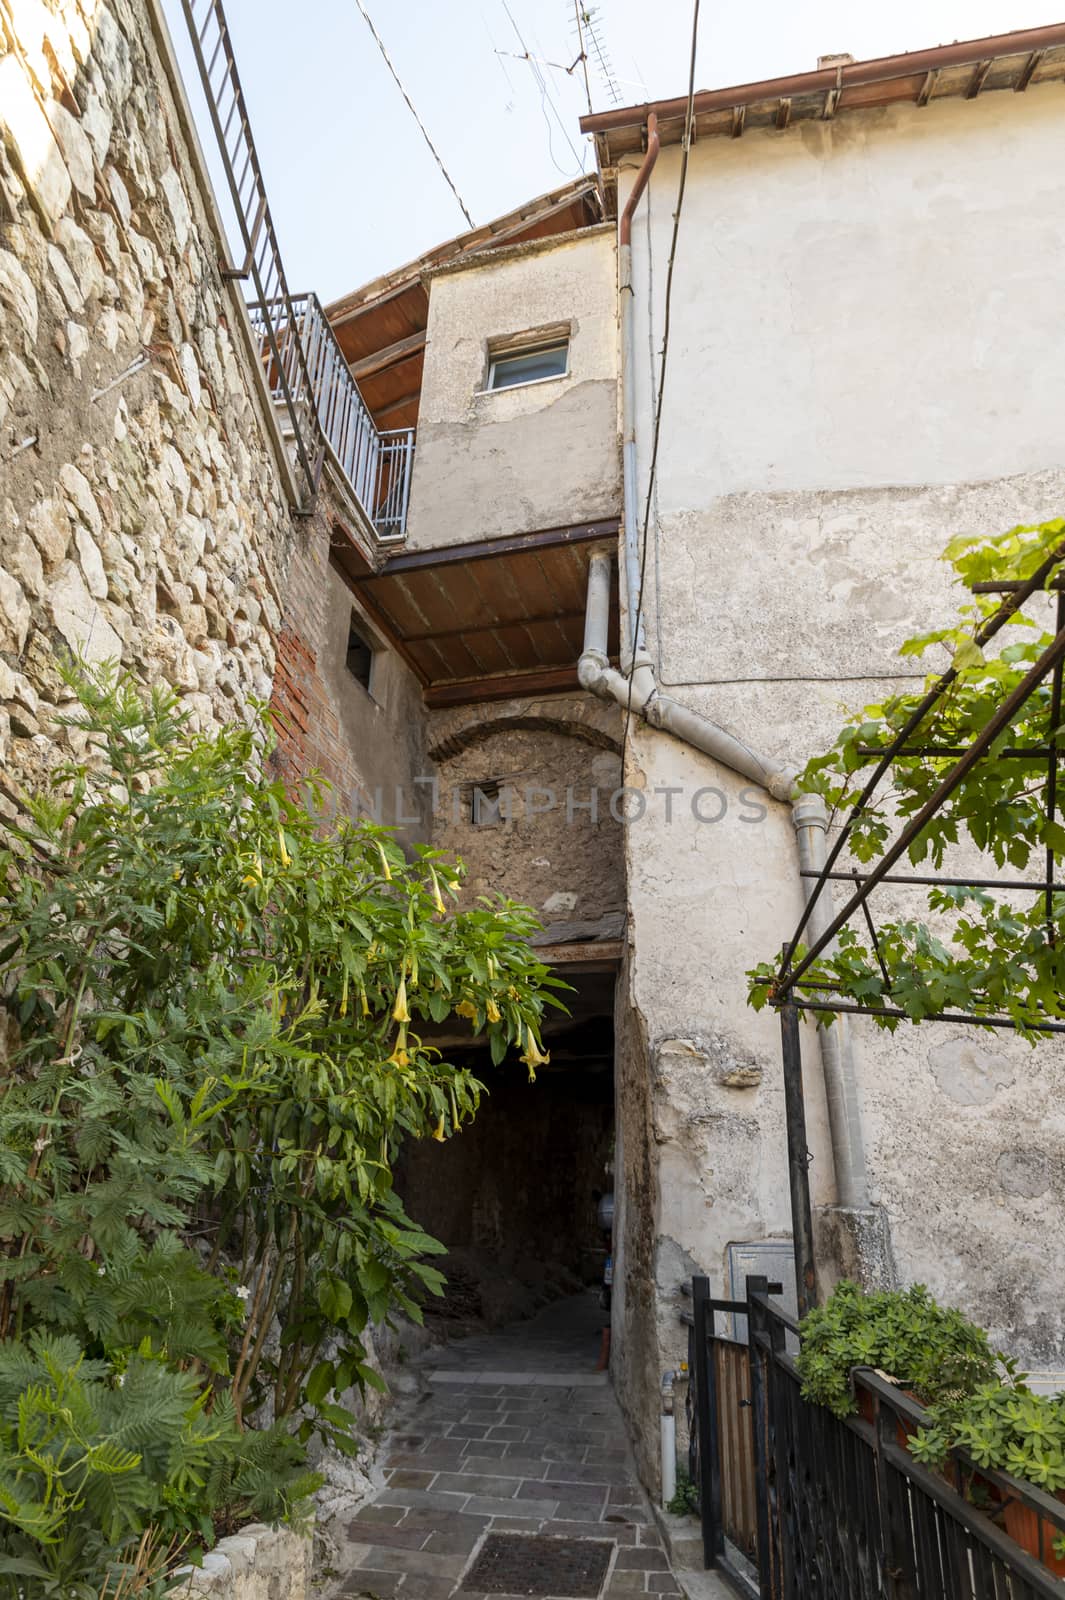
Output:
(470, 779), (504, 826)
(346, 617), (374, 691)
(487, 339), (569, 391)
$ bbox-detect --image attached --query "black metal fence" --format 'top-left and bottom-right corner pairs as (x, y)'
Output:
(684, 1275), (1065, 1597)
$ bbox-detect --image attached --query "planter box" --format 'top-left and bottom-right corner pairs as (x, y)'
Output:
(170, 1522), (312, 1599)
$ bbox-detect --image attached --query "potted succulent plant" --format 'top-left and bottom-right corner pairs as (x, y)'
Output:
(910, 1381), (1065, 1576)
(796, 1281), (1001, 1420)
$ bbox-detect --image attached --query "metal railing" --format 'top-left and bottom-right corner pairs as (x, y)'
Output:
(282, 295), (415, 542)
(179, 0), (414, 538)
(746, 1279), (1065, 1599)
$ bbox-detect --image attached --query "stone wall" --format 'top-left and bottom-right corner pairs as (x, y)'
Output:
(427, 692), (624, 944)
(0, 0), (302, 790)
(171, 1522), (312, 1599)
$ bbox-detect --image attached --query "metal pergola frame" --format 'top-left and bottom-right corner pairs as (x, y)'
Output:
(769, 537), (1065, 1314)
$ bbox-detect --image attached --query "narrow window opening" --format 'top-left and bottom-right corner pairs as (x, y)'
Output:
(470, 778), (504, 827)
(346, 617), (374, 692)
(487, 338), (569, 392)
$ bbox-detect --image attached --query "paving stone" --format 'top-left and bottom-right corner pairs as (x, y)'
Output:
(542, 1518), (638, 1545)
(646, 1577), (681, 1594)
(377, 1487), (470, 1511)
(465, 1494), (559, 1518)
(349, 1524), (429, 1551)
(339, 1569), (403, 1597)
(520, 1480), (608, 1504)
(462, 1439), (508, 1458)
(385, 1469), (436, 1489)
(433, 1472), (522, 1498)
(349, 1505), (407, 1528)
(615, 1548), (671, 1572)
(485, 1424), (529, 1440)
(355, 1546), (465, 1578)
(605, 1577), (649, 1596)
(469, 1454), (549, 1477)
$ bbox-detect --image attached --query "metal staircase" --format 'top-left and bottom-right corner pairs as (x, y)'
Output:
(179, 0), (414, 538)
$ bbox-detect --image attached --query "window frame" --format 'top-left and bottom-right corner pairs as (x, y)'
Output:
(482, 332), (571, 395)
(345, 613), (376, 698)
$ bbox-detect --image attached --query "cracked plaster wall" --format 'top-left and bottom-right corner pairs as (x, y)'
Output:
(404, 226), (620, 549)
(611, 85), (1065, 1441)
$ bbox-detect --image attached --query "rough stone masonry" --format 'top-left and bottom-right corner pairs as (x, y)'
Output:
(0, 0), (303, 803)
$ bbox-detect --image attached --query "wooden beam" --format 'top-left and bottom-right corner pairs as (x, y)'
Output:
(776, 97), (792, 129)
(374, 518), (619, 576)
(373, 390), (421, 425)
(528, 940), (623, 970)
(967, 59), (992, 98)
(1015, 49), (1044, 90)
(402, 609), (586, 644)
(423, 664), (582, 708)
(348, 329), (426, 381)
(916, 68), (938, 106)
(731, 104), (746, 138)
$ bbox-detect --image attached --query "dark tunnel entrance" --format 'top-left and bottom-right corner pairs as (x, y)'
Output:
(395, 969), (616, 1330)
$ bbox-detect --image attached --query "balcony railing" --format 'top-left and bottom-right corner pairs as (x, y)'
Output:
(281, 295), (414, 543)
(179, 0), (413, 539)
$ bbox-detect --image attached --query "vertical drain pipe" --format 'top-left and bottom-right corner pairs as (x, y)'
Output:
(791, 794), (870, 1210)
(619, 111), (659, 667)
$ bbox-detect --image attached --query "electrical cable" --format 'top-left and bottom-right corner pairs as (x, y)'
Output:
(353, 0), (475, 228)
(623, 0), (700, 746)
(501, 0), (586, 177)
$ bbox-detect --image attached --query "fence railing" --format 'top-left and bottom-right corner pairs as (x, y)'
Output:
(250, 294), (415, 541)
(746, 1279), (1065, 1600)
(179, 0), (414, 537)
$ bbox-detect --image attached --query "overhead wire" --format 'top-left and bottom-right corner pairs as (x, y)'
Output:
(352, 0), (475, 228)
(500, 0), (587, 177)
(623, 0), (701, 747)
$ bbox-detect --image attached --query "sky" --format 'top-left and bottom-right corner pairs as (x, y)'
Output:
(161, 0), (1058, 303)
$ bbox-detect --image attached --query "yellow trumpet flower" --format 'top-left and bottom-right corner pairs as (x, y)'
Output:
(455, 999), (477, 1021)
(393, 975), (410, 1023)
(520, 1027), (550, 1082)
(433, 1114), (446, 1142)
(277, 827), (290, 868)
(486, 999), (501, 1024)
(375, 841), (392, 881)
(429, 869), (446, 915)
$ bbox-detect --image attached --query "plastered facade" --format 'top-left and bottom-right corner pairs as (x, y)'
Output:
(404, 226), (620, 549)
(612, 81), (1065, 1469)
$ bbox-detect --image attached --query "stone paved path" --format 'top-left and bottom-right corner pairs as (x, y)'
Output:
(336, 1293), (681, 1600)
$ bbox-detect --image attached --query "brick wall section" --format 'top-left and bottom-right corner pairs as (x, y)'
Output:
(267, 504), (366, 809)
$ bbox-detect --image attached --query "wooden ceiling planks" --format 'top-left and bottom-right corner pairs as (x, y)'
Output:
(345, 520), (620, 706)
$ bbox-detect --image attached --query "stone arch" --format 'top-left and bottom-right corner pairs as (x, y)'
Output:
(428, 711), (621, 763)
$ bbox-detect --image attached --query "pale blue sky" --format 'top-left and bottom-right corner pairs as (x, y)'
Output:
(162, 0), (1057, 303)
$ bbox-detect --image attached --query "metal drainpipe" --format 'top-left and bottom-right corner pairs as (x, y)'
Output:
(618, 110), (659, 667)
(791, 795), (870, 1209)
(579, 550), (870, 1220)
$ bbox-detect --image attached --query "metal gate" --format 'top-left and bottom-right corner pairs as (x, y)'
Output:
(686, 1275), (1065, 1597)
(685, 1276), (771, 1597)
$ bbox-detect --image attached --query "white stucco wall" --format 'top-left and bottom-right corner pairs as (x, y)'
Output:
(404, 226), (620, 549)
(616, 79), (1065, 1429)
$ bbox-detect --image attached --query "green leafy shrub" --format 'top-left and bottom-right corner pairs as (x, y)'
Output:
(666, 1466), (699, 1516)
(796, 1281), (1000, 1418)
(0, 666), (561, 1585)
